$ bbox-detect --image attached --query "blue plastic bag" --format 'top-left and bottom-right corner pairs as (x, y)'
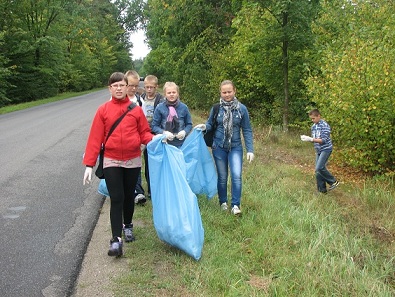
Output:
(98, 179), (109, 197)
(181, 129), (217, 199)
(147, 135), (204, 260)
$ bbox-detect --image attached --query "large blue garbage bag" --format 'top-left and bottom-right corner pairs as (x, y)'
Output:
(181, 129), (217, 199)
(98, 179), (109, 197)
(147, 135), (204, 260)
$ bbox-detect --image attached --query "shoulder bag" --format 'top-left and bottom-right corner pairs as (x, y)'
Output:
(203, 103), (220, 147)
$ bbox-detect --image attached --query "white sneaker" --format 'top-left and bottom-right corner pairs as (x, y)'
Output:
(134, 194), (146, 204)
(231, 205), (241, 215)
(220, 202), (228, 211)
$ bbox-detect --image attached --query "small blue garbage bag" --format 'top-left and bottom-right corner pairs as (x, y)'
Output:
(98, 179), (109, 197)
(181, 129), (217, 199)
(147, 135), (204, 260)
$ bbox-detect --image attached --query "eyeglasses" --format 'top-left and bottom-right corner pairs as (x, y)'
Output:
(110, 84), (127, 89)
(127, 85), (139, 88)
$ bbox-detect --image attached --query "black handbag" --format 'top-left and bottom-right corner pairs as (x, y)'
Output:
(204, 103), (220, 147)
(95, 103), (136, 179)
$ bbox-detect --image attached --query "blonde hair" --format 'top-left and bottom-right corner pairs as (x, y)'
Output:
(220, 80), (235, 90)
(163, 81), (179, 94)
(125, 70), (140, 80)
(144, 75), (159, 85)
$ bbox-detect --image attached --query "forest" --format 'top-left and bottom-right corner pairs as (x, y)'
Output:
(0, 0), (394, 175)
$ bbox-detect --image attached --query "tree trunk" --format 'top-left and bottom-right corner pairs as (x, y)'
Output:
(282, 11), (289, 132)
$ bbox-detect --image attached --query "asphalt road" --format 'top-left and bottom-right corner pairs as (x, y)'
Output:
(0, 90), (110, 297)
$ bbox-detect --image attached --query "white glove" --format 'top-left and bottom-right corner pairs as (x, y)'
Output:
(246, 153), (254, 163)
(176, 130), (186, 140)
(194, 124), (206, 131)
(163, 131), (175, 141)
(140, 144), (146, 151)
(300, 135), (313, 142)
(83, 167), (92, 185)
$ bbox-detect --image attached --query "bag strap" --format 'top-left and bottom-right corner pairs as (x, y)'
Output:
(104, 103), (136, 145)
(211, 103), (220, 129)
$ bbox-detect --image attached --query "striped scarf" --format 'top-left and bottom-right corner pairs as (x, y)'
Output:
(220, 97), (240, 147)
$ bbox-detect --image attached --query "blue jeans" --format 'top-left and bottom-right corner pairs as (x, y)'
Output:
(213, 146), (243, 207)
(315, 151), (336, 193)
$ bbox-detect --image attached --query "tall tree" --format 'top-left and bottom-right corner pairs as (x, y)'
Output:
(0, 0), (136, 105)
(247, 0), (321, 130)
(3, 0), (70, 101)
(142, 0), (237, 98)
(306, 0), (395, 174)
(0, 31), (11, 106)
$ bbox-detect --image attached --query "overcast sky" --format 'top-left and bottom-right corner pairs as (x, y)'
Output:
(130, 30), (150, 60)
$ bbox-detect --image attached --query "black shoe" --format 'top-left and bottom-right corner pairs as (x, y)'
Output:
(108, 237), (123, 257)
(123, 226), (135, 242)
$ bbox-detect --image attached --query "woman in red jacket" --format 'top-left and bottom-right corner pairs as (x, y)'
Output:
(82, 72), (153, 257)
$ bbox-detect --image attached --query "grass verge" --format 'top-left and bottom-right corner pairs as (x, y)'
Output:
(0, 88), (103, 114)
(111, 114), (395, 296)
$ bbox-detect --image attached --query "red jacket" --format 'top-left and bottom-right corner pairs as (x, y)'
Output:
(83, 97), (153, 167)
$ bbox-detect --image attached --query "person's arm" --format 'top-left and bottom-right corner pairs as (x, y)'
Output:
(151, 104), (164, 134)
(137, 108), (154, 145)
(312, 138), (323, 144)
(205, 106), (215, 132)
(241, 105), (254, 153)
(83, 107), (105, 166)
(183, 106), (193, 134)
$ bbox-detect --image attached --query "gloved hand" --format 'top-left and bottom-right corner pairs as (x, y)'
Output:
(194, 124), (206, 131)
(83, 167), (92, 185)
(300, 135), (314, 142)
(246, 152), (254, 163)
(176, 130), (186, 140)
(140, 144), (146, 151)
(163, 131), (175, 141)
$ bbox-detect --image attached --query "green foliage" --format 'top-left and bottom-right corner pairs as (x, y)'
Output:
(141, 42), (180, 84)
(0, 0), (135, 107)
(143, 0), (237, 100)
(306, 0), (395, 174)
(175, 27), (229, 110)
(0, 31), (11, 106)
(133, 58), (145, 75)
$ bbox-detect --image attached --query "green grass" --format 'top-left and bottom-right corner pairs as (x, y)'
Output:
(4, 97), (395, 296)
(0, 88), (103, 114)
(110, 115), (395, 296)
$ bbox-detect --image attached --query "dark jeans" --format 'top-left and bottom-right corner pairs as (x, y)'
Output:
(143, 149), (151, 195)
(315, 151), (336, 193)
(104, 166), (140, 238)
(135, 171), (145, 195)
(135, 149), (150, 196)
